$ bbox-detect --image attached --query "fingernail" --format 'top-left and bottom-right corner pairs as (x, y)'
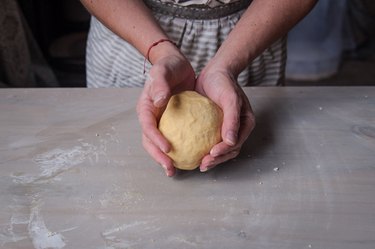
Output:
(200, 167), (209, 172)
(166, 170), (174, 177)
(226, 131), (237, 146)
(161, 164), (169, 175)
(162, 165), (172, 177)
(200, 164), (215, 173)
(160, 144), (169, 153)
(210, 147), (219, 157)
(153, 94), (166, 107)
(201, 167), (212, 172)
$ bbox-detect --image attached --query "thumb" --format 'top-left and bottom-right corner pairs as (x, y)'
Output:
(147, 75), (171, 108)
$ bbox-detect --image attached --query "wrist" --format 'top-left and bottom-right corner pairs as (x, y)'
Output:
(205, 54), (245, 80)
(147, 39), (182, 65)
(210, 49), (251, 78)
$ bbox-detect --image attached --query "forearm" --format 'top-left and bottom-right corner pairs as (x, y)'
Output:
(80, 0), (179, 63)
(213, 0), (317, 76)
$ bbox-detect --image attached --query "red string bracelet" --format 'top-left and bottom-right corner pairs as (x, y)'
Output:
(143, 38), (177, 74)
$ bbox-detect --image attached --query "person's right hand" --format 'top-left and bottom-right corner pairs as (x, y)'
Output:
(136, 50), (196, 177)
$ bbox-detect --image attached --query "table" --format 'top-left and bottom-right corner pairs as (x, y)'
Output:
(0, 87), (374, 249)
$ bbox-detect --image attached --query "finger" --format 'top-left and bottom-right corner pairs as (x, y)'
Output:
(214, 112), (253, 159)
(137, 101), (171, 153)
(142, 134), (176, 177)
(200, 150), (240, 172)
(147, 67), (171, 108)
(209, 141), (236, 158)
(209, 95), (255, 158)
(218, 90), (242, 147)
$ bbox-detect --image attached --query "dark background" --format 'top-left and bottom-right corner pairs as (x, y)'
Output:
(18, 0), (90, 87)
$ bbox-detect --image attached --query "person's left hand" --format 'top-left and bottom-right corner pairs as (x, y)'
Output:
(195, 64), (256, 172)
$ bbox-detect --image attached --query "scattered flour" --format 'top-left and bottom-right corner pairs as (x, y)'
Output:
(28, 201), (66, 249)
(12, 143), (97, 184)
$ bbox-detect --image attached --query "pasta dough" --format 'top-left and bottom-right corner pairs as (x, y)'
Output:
(158, 91), (223, 170)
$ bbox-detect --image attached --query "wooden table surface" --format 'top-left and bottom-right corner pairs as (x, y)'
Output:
(0, 87), (374, 249)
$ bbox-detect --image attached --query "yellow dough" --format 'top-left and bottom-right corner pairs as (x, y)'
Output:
(158, 91), (223, 170)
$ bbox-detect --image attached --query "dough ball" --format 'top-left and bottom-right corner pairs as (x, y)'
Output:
(158, 91), (223, 170)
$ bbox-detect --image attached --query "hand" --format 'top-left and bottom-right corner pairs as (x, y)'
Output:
(195, 64), (256, 172)
(137, 53), (196, 177)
